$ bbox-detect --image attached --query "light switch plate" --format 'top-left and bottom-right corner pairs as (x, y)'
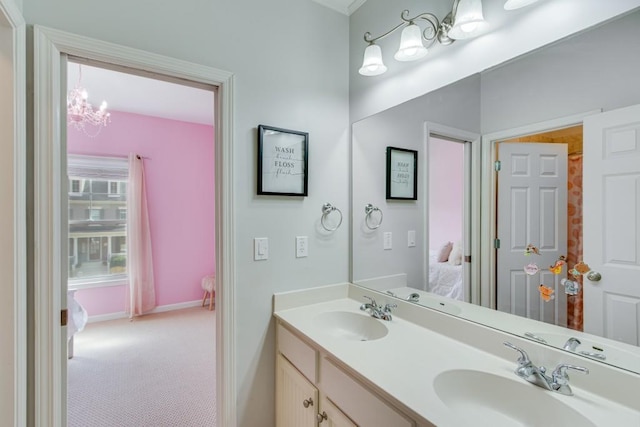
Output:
(296, 236), (308, 258)
(254, 237), (268, 261)
(408, 230), (416, 247)
(383, 232), (392, 250)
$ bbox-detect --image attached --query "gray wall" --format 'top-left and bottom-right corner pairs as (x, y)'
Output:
(22, 1), (349, 426)
(481, 10), (640, 133)
(352, 74), (480, 287)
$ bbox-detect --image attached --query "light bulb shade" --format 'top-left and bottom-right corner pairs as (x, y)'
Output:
(504, 0), (539, 10)
(449, 0), (486, 40)
(359, 44), (387, 76)
(394, 24), (428, 62)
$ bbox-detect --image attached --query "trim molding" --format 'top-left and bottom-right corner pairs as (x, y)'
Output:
(479, 110), (601, 310)
(33, 26), (236, 427)
(0, 0), (26, 426)
(86, 299), (208, 323)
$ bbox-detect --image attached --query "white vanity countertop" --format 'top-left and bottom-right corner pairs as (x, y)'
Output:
(273, 286), (640, 427)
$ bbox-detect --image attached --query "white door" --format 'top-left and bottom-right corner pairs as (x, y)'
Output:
(583, 104), (640, 345)
(497, 143), (568, 326)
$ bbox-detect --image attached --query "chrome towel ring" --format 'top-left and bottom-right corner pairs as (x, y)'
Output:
(321, 203), (343, 231)
(364, 204), (383, 229)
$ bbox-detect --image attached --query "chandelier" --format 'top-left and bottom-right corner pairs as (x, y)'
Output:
(67, 64), (111, 137)
(358, 0), (541, 77)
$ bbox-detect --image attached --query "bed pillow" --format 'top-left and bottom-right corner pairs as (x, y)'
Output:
(436, 241), (453, 262)
(448, 241), (463, 265)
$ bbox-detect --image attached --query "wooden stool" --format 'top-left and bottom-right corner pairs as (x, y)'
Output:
(201, 274), (216, 310)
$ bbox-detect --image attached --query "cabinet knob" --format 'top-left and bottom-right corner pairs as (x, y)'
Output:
(302, 397), (314, 408)
(317, 411), (328, 423)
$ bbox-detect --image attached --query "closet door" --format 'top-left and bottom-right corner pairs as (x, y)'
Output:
(496, 142), (567, 325)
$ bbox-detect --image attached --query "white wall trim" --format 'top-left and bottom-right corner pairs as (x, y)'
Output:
(0, 0), (26, 426)
(33, 26), (237, 427)
(479, 110), (601, 309)
(86, 299), (208, 324)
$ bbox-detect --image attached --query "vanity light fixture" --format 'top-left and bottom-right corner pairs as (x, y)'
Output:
(358, 0), (486, 76)
(504, 0), (540, 10)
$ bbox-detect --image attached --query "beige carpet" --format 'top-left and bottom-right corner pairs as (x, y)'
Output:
(68, 307), (216, 427)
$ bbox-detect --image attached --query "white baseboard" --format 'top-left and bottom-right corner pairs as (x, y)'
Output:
(87, 299), (205, 323)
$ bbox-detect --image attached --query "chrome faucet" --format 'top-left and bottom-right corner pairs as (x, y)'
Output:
(563, 337), (581, 351)
(504, 342), (589, 396)
(386, 290), (420, 303)
(360, 296), (396, 321)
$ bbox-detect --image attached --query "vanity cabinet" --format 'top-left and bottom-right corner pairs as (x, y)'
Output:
(276, 322), (419, 427)
(276, 353), (318, 426)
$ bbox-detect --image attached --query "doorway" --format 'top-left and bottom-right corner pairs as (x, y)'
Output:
(33, 27), (236, 427)
(65, 60), (217, 425)
(494, 125), (583, 328)
(427, 134), (471, 302)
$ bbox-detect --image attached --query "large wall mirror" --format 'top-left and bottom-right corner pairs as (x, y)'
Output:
(351, 9), (640, 374)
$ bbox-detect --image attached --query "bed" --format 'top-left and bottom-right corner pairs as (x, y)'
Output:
(428, 251), (464, 301)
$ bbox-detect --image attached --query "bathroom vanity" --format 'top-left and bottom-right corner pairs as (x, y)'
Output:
(274, 283), (640, 426)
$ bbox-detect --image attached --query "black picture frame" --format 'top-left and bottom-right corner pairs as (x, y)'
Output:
(257, 125), (309, 196)
(386, 146), (418, 200)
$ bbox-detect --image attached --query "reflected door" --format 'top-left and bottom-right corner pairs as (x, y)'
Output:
(497, 143), (568, 326)
(583, 104), (640, 345)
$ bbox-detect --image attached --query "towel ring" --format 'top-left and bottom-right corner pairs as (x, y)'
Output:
(364, 204), (383, 230)
(321, 203), (343, 232)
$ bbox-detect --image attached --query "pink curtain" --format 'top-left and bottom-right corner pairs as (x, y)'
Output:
(566, 154), (583, 331)
(126, 153), (156, 318)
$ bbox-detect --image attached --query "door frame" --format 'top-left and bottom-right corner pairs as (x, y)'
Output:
(0, 0), (25, 426)
(480, 110), (599, 310)
(424, 122), (480, 304)
(33, 26), (237, 426)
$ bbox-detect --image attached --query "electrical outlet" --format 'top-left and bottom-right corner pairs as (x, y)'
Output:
(296, 236), (308, 258)
(408, 230), (416, 247)
(383, 232), (392, 250)
(254, 237), (268, 261)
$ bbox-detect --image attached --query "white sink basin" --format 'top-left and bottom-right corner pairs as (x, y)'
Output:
(315, 311), (389, 342)
(433, 369), (596, 426)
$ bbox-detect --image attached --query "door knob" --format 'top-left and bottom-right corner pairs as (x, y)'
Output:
(317, 411), (328, 423)
(586, 271), (602, 282)
(302, 397), (314, 408)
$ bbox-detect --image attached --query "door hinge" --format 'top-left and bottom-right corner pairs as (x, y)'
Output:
(61, 309), (68, 327)
(464, 255), (471, 263)
(494, 160), (501, 171)
(494, 238), (501, 249)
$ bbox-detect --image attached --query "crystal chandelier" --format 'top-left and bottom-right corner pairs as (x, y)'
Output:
(67, 64), (111, 137)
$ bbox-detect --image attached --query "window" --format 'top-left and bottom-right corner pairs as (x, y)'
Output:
(68, 155), (128, 287)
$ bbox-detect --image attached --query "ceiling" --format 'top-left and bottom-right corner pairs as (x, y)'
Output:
(67, 61), (215, 125)
(312, 0), (366, 15)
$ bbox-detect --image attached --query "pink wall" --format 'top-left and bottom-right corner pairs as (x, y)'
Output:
(429, 137), (464, 251)
(69, 110), (215, 316)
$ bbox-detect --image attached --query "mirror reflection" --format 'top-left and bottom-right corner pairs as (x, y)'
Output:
(351, 10), (640, 373)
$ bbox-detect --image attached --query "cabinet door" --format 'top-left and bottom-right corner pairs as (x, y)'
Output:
(276, 353), (318, 427)
(318, 395), (358, 427)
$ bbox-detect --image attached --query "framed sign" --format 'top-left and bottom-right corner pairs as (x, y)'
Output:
(257, 125), (309, 196)
(386, 146), (417, 200)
